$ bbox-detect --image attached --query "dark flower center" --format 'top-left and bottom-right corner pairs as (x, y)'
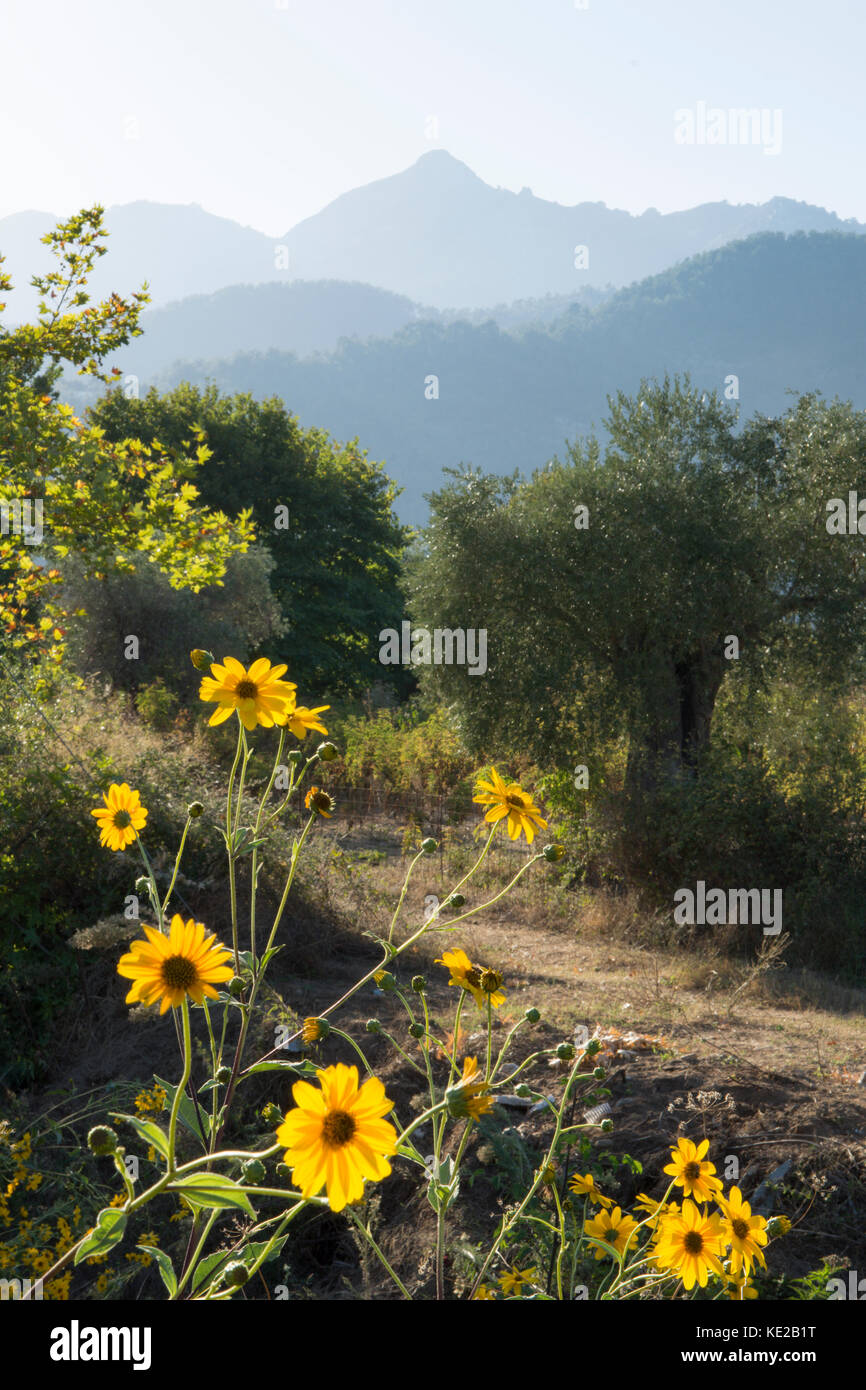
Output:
(322, 1110), (356, 1148)
(113, 809), (132, 828)
(684, 1162), (702, 1181)
(161, 955), (198, 990)
(732, 1218), (750, 1241)
(235, 679), (259, 700)
(684, 1230), (704, 1255)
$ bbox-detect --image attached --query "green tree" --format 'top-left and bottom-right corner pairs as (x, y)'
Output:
(408, 376), (866, 789)
(89, 383), (411, 694)
(0, 208), (253, 661)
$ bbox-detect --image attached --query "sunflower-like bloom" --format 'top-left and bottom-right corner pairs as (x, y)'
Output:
(584, 1205), (639, 1260)
(117, 915), (233, 1015)
(198, 656), (297, 731)
(276, 1064), (398, 1213)
(91, 783), (147, 851)
(473, 767), (547, 844)
(497, 1264), (537, 1297)
(569, 1172), (612, 1208)
(718, 1186), (769, 1275)
(281, 704), (330, 738)
(305, 786), (334, 818)
(445, 1056), (495, 1120)
(654, 1200), (727, 1290)
(663, 1137), (724, 1203)
(302, 1017), (330, 1044)
(436, 947), (506, 1009)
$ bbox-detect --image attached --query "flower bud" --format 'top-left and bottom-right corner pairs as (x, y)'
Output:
(287, 748), (304, 765)
(480, 969), (503, 995)
(420, 837), (437, 855)
(515, 1083), (532, 1099)
(190, 649), (215, 671)
(87, 1125), (118, 1156)
(593, 1066), (606, 1080)
(543, 844), (566, 862)
(275, 1162), (291, 1179)
(411, 975), (427, 993)
(222, 1260), (249, 1287)
(302, 1016), (330, 1043)
(365, 1019), (382, 1034)
(187, 801), (204, 819)
(261, 1102), (282, 1127)
(556, 1042), (575, 1061)
(408, 1022), (425, 1040)
(524, 1007), (541, 1024)
(767, 1215), (792, 1237)
(600, 1118), (614, 1133)
(317, 741), (338, 762)
(585, 1038), (602, 1056)
(374, 970), (396, 992)
(445, 892), (465, 909)
(228, 976), (246, 998)
(215, 1065), (232, 1084)
(134, 876), (150, 893)
(241, 1158), (266, 1185)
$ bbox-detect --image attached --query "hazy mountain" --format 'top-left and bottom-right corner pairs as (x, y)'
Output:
(4, 152), (865, 322)
(127, 231), (866, 523)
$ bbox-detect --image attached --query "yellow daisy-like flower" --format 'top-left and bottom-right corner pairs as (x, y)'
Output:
(472, 1283), (497, 1300)
(718, 1186), (769, 1276)
(281, 704), (330, 738)
(654, 1200), (727, 1290)
(305, 785), (335, 818)
(497, 1264), (537, 1297)
(569, 1172), (613, 1208)
(436, 947), (506, 1009)
(116, 915), (234, 1015)
(275, 1064), (398, 1213)
(91, 783), (147, 851)
(663, 1137), (724, 1203)
(199, 656), (297, 731)
(725, 1273), (759, 1300)
(473, 767), (547, 844)
(584, 1205), (639, 1260)
(445, 1056), (496, 1120)
(302, 1017), (328, 1044)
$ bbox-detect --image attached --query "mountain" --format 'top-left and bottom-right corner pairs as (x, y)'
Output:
(3, 152), (865, 320)
(283, 149), (866, 306)
(121, 231), (866, 523)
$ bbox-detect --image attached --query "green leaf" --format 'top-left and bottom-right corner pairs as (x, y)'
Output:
(75, 1207), (127, 1264)
(168, 1172), (255, 1215)
(153, 1075), (208, 1148)
(241, 1059), (319, 1080)
(139, 1245), (176, 1297)
(109, 1112), (170, 1160)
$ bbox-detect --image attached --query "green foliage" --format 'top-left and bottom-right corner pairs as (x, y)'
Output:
(87, 383), (410, 696)
(338, 701), (474, 796)
(0, 207), (254, 663)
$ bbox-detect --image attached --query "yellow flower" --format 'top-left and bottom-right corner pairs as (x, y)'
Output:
(497, 1264), (537, 1296)
(584, 1205), (639, 1260)
(276, 1064), (398, 1213)
(446, 1056), (496, 1120)
(472, 1283), (497, 1299)
(569, 1172), (612, 1207)
(305, 786), (335, 818)
(91, 783), (147, 851)
(473, 767), (547, 844)
(718, 1187), (769, 1276)
(117, 915), (233, 1015)
(302, 1017), (328, 1044)
(282, 704), (330, 738)
(436, 947), (506, 1009)
(654, 1200), (727, 1290)
(663, 1137), (724, 1203)
(199, 656), (297, 731)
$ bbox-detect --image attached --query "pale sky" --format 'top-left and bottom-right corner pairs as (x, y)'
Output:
(2, 0), (864, 233)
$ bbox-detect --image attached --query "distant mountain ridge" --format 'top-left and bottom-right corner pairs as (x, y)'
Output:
(115, 230), (866, 523)
(2, 151), (864, 319)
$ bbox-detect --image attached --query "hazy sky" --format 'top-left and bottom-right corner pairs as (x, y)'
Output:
(3, 0), (864, 233)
